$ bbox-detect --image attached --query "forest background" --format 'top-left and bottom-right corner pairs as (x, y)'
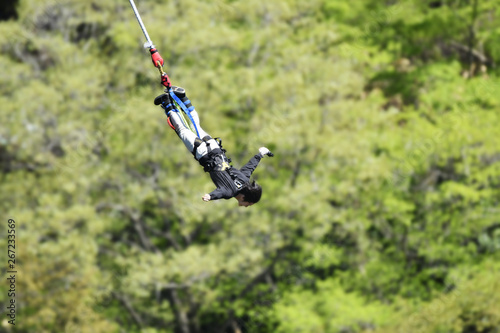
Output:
(0, 0), (500, 332)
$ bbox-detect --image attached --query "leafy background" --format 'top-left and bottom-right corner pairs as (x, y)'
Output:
(0, 0), (499, 332)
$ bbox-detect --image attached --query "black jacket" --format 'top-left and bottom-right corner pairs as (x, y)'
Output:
(201, 150), (262, 200)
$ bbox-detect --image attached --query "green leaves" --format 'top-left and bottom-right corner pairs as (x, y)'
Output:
(275, 279), (393, 333)
(2, 0), (500, 332)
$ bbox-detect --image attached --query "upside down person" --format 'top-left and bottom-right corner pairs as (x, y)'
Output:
(154, 87), (273, 207)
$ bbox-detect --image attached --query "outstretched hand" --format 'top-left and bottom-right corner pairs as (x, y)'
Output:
(259, 147), (274, 157)
(202, 194), (211, 202)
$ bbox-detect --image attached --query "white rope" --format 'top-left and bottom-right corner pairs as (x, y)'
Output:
(128, 0), (154, 48)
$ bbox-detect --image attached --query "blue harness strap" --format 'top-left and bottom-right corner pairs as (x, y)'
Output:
(168, 88), (200, 137)
(160, 100), (190, 129)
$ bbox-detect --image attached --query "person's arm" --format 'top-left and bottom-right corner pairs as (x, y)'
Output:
(239, 147), (271, 178)
(203, 187), (233, 201)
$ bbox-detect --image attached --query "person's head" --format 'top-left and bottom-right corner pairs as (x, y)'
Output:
(236, 181), (262, 207)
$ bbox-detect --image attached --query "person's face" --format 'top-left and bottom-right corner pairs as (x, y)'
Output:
(237, 197), (254, 207)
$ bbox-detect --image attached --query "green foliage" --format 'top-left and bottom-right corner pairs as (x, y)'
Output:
(370, 260), (500, 333)
(275, 279), (393, 333)
(1, 0), (500, 332)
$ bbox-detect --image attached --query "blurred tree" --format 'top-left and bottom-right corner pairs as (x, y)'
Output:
(0, 0), (499, 332)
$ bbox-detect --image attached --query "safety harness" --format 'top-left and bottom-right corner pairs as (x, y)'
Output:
(196, 137), (233, 173)
(196, 138), (244, 190)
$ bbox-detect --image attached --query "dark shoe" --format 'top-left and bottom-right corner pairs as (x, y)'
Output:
(171, 86), (186, 98)
(154, 93), (169, 106)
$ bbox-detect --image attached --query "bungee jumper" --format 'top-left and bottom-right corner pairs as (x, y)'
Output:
(128, 0), (273, 206)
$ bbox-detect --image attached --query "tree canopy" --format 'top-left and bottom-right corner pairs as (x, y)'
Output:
(1, 0), (499, 332)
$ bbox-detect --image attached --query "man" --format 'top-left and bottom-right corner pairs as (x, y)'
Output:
(154, 87), (272, 206)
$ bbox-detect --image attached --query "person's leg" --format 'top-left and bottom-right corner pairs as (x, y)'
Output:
(189, 110), (210, 139)
(169, 111), (199, 153)
(189, 110), (221, 156)
(169, 110), (220, 160)
(167, 86), (221, 158)
(170, 86), (211, 140)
